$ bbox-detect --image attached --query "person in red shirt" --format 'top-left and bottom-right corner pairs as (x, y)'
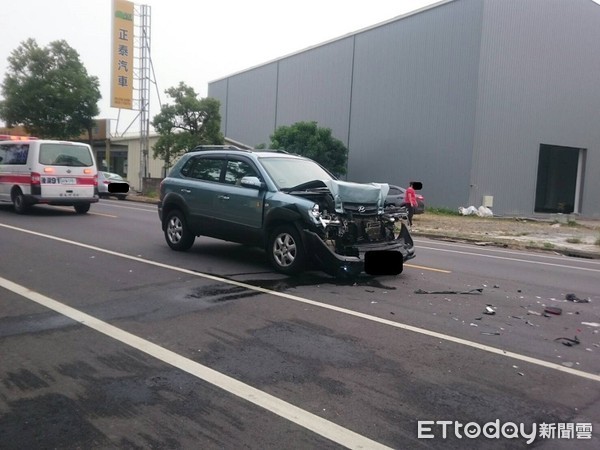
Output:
(402, 181), (418, 227)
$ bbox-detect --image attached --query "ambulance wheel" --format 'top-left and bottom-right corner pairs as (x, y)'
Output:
(74, 203), (91, 214)
(12, 189), (29, 214)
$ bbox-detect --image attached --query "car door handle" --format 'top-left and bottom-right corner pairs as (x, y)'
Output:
(217, 195), (230, 200)
(180, 188), (191, 194)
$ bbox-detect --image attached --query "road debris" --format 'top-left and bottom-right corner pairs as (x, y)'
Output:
(554, 336), (580, 347)
(566, 293), (590, 303)
(544, 306), (562, 315)
(483, 306), (496, 315)
(581, 322), (600, 327)
(415, 288), (483, 295)
(511, 315), (536, 326)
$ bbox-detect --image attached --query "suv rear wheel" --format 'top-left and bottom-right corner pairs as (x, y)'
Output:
(267, 225), (306, 274)
(165, 210), (195, 251)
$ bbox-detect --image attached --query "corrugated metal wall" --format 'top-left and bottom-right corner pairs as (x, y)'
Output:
(471, 0), (600, 216)
(276, 38), (355, 144)
(221, 63), (279, 148)
(347, 0), (483, 207)
(208, 0), (600, 217)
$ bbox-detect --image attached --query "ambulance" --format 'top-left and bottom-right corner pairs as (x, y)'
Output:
(0, 137), (98, 214)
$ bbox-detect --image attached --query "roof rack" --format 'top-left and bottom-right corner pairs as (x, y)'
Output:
(192, 144), (245, 151)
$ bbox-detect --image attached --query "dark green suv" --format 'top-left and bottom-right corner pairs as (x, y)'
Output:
(158, 149), (414, 277)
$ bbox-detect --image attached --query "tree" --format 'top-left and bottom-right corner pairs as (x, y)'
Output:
(151, 82), (224, 169)
(269, 121), (348, 176)
(0, 39), (101, 141)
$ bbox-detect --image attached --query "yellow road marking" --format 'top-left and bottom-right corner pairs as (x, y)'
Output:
(53, 206), (117, 218)
(405, 263), (451, 273)
(89, 212), (117, 218)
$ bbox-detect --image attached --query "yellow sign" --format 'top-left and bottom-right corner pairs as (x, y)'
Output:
(111, 0), (134, 109)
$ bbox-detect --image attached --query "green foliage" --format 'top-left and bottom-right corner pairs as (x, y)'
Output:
(151, 83), (224, 168)
(269, 121), (348, 176)
(0, 39), (101, 140)
(425, 207), (461, 216)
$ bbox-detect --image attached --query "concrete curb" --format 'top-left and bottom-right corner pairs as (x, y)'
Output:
(413, 231), (600, 260)
(125, 195), (159, 205)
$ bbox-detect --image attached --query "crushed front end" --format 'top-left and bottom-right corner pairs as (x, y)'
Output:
(289, 180), (415, 277)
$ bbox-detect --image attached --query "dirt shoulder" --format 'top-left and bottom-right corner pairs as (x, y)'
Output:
(411, 213), (600, 259)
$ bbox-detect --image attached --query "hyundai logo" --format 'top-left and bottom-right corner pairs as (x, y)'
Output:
(357, 205), (366, 213)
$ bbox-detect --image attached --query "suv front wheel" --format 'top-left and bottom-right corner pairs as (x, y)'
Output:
(165, 210), (195, 251)
(267, 225), (306, 274)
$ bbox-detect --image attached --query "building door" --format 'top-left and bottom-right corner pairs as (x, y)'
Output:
(534, 144), (585, 214)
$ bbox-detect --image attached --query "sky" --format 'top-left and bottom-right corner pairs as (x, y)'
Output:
(0, 0), (441, 135)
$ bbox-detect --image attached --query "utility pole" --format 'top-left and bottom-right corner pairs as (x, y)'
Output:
(135, 3), (151, 190)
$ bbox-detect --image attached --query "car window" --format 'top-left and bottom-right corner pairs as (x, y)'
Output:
(223, 160), (259, 185)
(388, 187), (402, 195)
(180, 157), (223, 182)
(0, 143), (29, 165)
(39, 143), (93, 167)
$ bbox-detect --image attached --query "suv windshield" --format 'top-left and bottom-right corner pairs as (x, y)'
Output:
(259, 157), (333, 190)
(39, 143), (93, 167)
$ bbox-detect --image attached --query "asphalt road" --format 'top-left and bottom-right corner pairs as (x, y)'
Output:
(1, 199), (599, 449)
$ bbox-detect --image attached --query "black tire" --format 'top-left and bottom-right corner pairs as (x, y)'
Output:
(267, 225), (306, 275)
(117, 195), (127, 200)
(74, 203), (91, 214)
(12, 189), (29, 214)
(164, 210), (195, 251)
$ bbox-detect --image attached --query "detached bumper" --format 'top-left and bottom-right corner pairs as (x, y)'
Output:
(302, 225), (415, 278)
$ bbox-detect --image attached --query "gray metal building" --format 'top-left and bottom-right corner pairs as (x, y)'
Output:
(208, 0), (600, 218)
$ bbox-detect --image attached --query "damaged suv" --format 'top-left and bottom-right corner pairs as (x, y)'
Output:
(158, 149), (414, 277)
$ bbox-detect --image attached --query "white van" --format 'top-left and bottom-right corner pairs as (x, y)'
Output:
(0, 138), (98, 214)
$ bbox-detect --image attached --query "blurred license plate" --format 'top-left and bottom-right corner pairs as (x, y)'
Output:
(60, 178), (76, 185)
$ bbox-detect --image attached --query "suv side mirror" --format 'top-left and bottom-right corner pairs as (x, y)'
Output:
(240, 176), (265, 190)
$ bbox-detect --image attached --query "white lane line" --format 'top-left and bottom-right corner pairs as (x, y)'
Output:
(1, 222), (599, 383)
(416, 245), (600, 273)
(0, 276), (390, 450)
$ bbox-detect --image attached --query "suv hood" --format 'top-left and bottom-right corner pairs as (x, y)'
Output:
(322, 179), (389, 206)
(286, 179), (389, 214)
